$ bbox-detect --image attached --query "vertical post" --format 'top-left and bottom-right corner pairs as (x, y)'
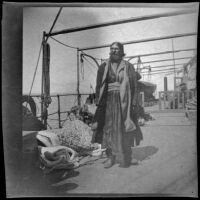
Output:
(140, 92), (144, 107)
(186, 90), (189, 103)
(42, 31), (48, 129)
(171, 39), (176, 91)
(57, 95), (61, 128)
(182, 92), (185, 108)
(177, 91), (180, 109)
(174, 77), (176, 91)
(77, 49), (81, 106)
(41, 32), (45, 123)
(173, 91), (176, 109)
(159, 92), (162, 110)
(163, 92), (166, 109)
(164, 76), (168, 104)
(164, 77), (168, 91)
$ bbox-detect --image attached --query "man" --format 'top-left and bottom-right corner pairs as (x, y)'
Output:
(93, 42), (143, 168)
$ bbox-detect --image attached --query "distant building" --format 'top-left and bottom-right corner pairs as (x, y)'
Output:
(183, 55), (196, 90)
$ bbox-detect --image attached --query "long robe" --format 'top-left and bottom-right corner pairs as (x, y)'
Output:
(93, 59), (143, 164)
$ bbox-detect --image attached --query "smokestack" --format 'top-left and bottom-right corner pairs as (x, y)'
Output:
(164, 77), (168, 91)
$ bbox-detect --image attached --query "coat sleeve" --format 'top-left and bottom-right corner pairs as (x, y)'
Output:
(93, 62), (106, 123)
(95, 62), (106, 104)
(128, 63), (138, 106)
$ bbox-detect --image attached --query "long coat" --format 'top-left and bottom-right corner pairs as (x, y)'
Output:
(92, 59), (143, 145)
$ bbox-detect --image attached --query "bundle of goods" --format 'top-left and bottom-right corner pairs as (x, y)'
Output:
(36, 131), (79, 174)
(36, 129), (105, 173)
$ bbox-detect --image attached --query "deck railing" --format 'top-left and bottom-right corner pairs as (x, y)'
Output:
(23, 93), (91, 129)
(158, 90), (196, 110)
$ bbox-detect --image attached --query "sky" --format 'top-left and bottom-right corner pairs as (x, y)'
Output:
(23, 3), (198, 98)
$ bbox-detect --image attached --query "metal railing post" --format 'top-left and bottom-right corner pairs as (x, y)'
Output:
(159, 92), (162, 110)
(57, 95), (61, 128)
(77, 49), (81, 106)
(177, 91), (180, 109)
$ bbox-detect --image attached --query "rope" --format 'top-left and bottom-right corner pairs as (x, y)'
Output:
(25, 41), (43, 109)
(82, 56), (98, 75)
(49, 36), (105, 70)
(50, 36), (78, 49)
(80, 50), (103, 61)
(49, 36), (103, 62)
(45, 7), (63, 42)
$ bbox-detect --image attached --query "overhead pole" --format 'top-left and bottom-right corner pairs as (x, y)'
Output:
(45, 7), (63, 43)
(171, 38), (177, 91)
(141, 66), (184, 74)
(130, 56), (192, 65)
(143, 63), (185, 69)
(126, 48), (196, 61)
(142, 69), (182, 76)
(79, 32), (197, 51)
(46, 9), (197, 38)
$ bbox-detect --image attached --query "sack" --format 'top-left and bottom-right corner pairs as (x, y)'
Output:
(36, 130), (60, 147)
(39, 146), (79, 170)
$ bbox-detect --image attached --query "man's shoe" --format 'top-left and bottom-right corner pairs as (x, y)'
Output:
(118, 160), (132, 168)
(118, 159), (138, 168)
(104, 156), (115, 169)
(118, 163), (130, 168)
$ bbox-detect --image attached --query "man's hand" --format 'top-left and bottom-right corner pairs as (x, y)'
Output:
(90, 122), (98, 130)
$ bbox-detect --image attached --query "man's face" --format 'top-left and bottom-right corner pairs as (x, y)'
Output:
(110, 44), (121, 61)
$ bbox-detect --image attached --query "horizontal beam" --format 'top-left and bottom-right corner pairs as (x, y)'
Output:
(126, 48), (196, 60)
(142, 69), (182, 75)
(142, 72), (176, 76)
(141, 66), (183, 73)
(142, 63), (185, 69)
(46, 9), (197, 37)
(79, 32), (197, 51)
(141, 66), (183, 74)
(132, 56), (192, 65)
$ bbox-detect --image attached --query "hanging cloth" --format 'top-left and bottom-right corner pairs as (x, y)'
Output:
(43, 42), (52, 107)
